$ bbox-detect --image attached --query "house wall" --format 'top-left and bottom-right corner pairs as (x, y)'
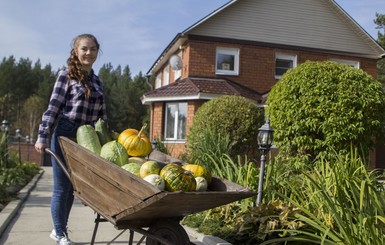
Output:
(152, 39), (380, 162)
(151, 99), (206, 159)
(186, 40), (378, 94)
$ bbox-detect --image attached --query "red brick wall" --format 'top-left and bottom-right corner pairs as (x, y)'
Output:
(149, 100), (206, 159)
(152, 39), (380, 159)
(186, 40), (378, 93)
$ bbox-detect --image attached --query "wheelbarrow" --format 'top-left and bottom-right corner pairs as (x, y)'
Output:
(45, 136), (256, 244)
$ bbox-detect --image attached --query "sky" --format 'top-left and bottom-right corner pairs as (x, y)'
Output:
(0, 0), (384, 77)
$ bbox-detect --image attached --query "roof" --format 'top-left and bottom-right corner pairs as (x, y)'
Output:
(141, 77), (262, 105)
(148, 0), (385, 74)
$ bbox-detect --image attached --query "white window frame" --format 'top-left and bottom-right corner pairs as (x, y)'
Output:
(215, 47), (240, 75)
(174, 68), (182, 81)
(173, 52), (182, 81)
(275, 53), (297, 79)
(330, 58), (360, 69)
(163, 65), (170, 86)
(155, 73), (161, 89)
(164, 102), (187, 141)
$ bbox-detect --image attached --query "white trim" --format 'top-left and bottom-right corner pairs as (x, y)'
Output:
(141, 93), (222, 105)
(275, 53), (297, 79)
(215, 47), (240, 75)
(330, 58), (360, 69)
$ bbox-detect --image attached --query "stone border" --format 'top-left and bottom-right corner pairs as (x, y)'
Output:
(0, 169), (44, 238)
(183, 225), (232, 245)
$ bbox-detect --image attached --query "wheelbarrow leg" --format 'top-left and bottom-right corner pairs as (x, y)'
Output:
(91, 213), (103, 245)
(129, 230), (134, 245)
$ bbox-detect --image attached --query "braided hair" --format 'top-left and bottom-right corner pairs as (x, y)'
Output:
(67, 34), (100, 98)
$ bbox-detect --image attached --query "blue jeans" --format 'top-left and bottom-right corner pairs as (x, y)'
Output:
(50, 118), (79, 238)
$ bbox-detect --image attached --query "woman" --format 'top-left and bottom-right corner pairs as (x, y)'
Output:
(35, 34), (107, 245)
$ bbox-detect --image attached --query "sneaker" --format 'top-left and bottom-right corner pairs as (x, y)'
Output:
(50, 229), (59, 241)
(57, 236), (75, 245)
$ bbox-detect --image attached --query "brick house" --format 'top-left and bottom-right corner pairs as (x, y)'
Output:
(142, 0), (385, 162)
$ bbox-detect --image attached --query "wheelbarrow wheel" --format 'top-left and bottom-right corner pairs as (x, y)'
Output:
(146, 220), (190, 245)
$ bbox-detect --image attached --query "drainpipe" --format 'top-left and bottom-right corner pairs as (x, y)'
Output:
(145, 74), (153, 90)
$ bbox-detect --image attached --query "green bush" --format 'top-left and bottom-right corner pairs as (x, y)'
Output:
(187, 95), (264, 163)
(257, 149), (385, 245)
(266, 61), (385, 163)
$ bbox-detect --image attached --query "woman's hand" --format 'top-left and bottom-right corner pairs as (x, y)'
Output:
(35, 142), (47, 154)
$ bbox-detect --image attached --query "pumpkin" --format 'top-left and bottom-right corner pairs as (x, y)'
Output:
(128, 156), (146, 165)
(182, 164), (212, 184)
(118, 124), (152, 157)
(121, 162), (141, 177)
(160, 164), (196, 192)
(100, 140), (129, 166)
(140, 160), (161, 178)
(195, 177), (208, 192)
(76, 124), (102, 155)
(143, 174), (165, 190)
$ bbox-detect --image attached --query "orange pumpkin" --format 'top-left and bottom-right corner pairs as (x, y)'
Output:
(118, 124), (152, 157)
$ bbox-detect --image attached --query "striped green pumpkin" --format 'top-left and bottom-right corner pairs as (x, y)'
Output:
(160, 164), (196, 192)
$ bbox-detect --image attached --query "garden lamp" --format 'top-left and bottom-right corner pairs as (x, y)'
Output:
(151, 138), (158, 150)
(16, 129), (22, 163)
(1, 119), (10, 132)
(257, 118), (274, 205)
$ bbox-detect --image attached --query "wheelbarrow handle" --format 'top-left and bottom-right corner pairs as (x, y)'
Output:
(44, 148), (71, 181)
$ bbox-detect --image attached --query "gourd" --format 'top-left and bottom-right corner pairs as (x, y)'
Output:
(121, 162), (142, 177)
(100, 140), (129, 166)
(76, 125), (101, 155)
(143, 174), (165, 191)
(118, 124), (152, 157)
(140, 160), (161, 178)
(182, 164), (212, 184)
(160, 164), (196, 192)
(95, 118), (113, 145)
(195, 177), (208, 192)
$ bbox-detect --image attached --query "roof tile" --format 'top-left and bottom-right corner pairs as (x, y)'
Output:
(143, 77), (262, 102)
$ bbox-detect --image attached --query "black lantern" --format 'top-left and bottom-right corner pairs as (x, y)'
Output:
(151, 138), (158, 150)
(257, 118), (274, 152)
(256, 118), (274, 205)
(1, 119), (9, 132)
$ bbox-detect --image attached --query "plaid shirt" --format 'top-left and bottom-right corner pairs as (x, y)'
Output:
(37, 69), (107, 145)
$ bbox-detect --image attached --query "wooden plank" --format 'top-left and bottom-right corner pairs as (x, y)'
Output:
(67, 154), (143, 215)
(116, 190), (255, 222)
(58, 136), (257, 226)
(114, 177), (255, 223)
(60, 137), (160, 199)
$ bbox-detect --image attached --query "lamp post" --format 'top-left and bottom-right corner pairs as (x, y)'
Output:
(16, 128), (22, 163)
(256, 118), (274, 205)
(1, 119), (10, 167)
(25, 135), (30, 161)
(151, 138), (158, 151)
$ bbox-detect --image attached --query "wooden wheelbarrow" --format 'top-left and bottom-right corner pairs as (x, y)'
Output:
(45, 136), (256, 245)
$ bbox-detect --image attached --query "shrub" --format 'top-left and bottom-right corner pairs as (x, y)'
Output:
(187, 95), (264, 163)
(266, 61), (385, 163)
(257, 149), (385, 245)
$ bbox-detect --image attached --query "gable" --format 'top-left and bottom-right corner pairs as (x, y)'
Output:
(184, 0), (384, 59)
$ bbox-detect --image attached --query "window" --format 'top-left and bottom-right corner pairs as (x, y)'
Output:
(164, 102), (187, 140)
(163, 66), (170, 85)
(155, 73), (161, 89)
(275, 53), (297, 79)
(216, 47), (240, 75)
(174, 68), (181, 82)
(173, 52), (182, 81)
(330, 59), (359, 69)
